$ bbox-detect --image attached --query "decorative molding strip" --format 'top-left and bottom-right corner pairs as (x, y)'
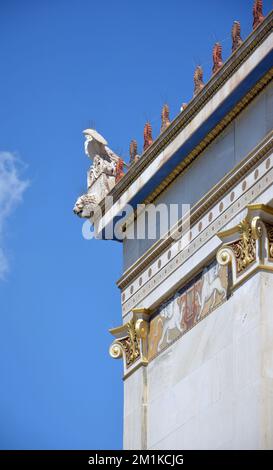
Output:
(217, 204), (273, 289)
(120, 147), (273, 317)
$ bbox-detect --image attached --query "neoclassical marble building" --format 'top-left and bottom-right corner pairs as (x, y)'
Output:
(74, 2), (273, 450)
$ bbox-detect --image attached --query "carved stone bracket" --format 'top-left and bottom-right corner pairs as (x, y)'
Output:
(109, 308), (151, 377)
(217, 204), (273, 289)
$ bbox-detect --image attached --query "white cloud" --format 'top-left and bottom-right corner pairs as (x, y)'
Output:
(0, 152), (29, 279)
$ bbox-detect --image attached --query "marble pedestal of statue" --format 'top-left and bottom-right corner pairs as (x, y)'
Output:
(89, 173), (116, 203)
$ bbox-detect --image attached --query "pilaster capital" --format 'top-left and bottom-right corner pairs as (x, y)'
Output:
(217, 204), (273, 289)
(109, 308), (151, 378)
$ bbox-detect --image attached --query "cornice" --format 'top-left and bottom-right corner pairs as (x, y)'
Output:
(143, 71), (273, 205)
(119, 67), (272, 237)
(100, 11), (273, 217)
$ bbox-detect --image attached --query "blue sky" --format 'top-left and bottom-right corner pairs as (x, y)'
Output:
(0, 0), (271, 450)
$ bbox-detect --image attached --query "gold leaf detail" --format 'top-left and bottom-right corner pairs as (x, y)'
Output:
(229, 218), (256, 274)
(115, 320), (140, 367)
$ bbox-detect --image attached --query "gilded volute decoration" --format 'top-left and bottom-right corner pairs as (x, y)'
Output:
(109, 310), (150, 377)
(217, 204), (273, 289)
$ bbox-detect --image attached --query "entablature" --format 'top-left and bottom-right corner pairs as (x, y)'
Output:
(95, 13), (273, 239)
(118, 132), (273, 319)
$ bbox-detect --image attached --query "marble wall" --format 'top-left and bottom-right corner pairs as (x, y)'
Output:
(122, 77), (273, 451)
(144, 272), (273, 450)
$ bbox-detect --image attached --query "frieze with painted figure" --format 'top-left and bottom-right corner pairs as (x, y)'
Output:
(148, 261), (228, 360)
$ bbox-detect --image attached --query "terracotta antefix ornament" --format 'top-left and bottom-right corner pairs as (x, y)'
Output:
(253, 0), (265, 30)
(232, 21), (243, 52)
(160, 104), (171, 133)
(115, 158), (125, 183)
(193, 66), (205, 96)
(143, 122), (153, 151)
(212, 43), (223, 74)
(129, 139), (139, 165)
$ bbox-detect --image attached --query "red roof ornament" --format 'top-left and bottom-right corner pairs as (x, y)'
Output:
(232, 21), (243, 52)
(115, 158), (125, 183)
(253, 0), (264, 30)
(143, 122), (153, 151)
(129, 139), (139, 165)
(193, 66), (205, 96)
(212, 42), (223, 74)
(160, 104), (171, 133)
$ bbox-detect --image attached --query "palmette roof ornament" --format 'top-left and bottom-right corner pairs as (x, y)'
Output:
(253, 0), (265, 30)
(143, 122), (153, 151)
(160, 104), (171, 133)
(129, 139), (139, 165)
(212, 43), (223, 74)
(193, 66), (205, 97)
(232, 21), (243, 53)
(73, 129), (122, 219)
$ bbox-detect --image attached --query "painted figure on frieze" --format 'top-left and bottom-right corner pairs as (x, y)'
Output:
(154, 293), (184, 351)
(196, 264), (227, 321)
(148, 261), (228, 359)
